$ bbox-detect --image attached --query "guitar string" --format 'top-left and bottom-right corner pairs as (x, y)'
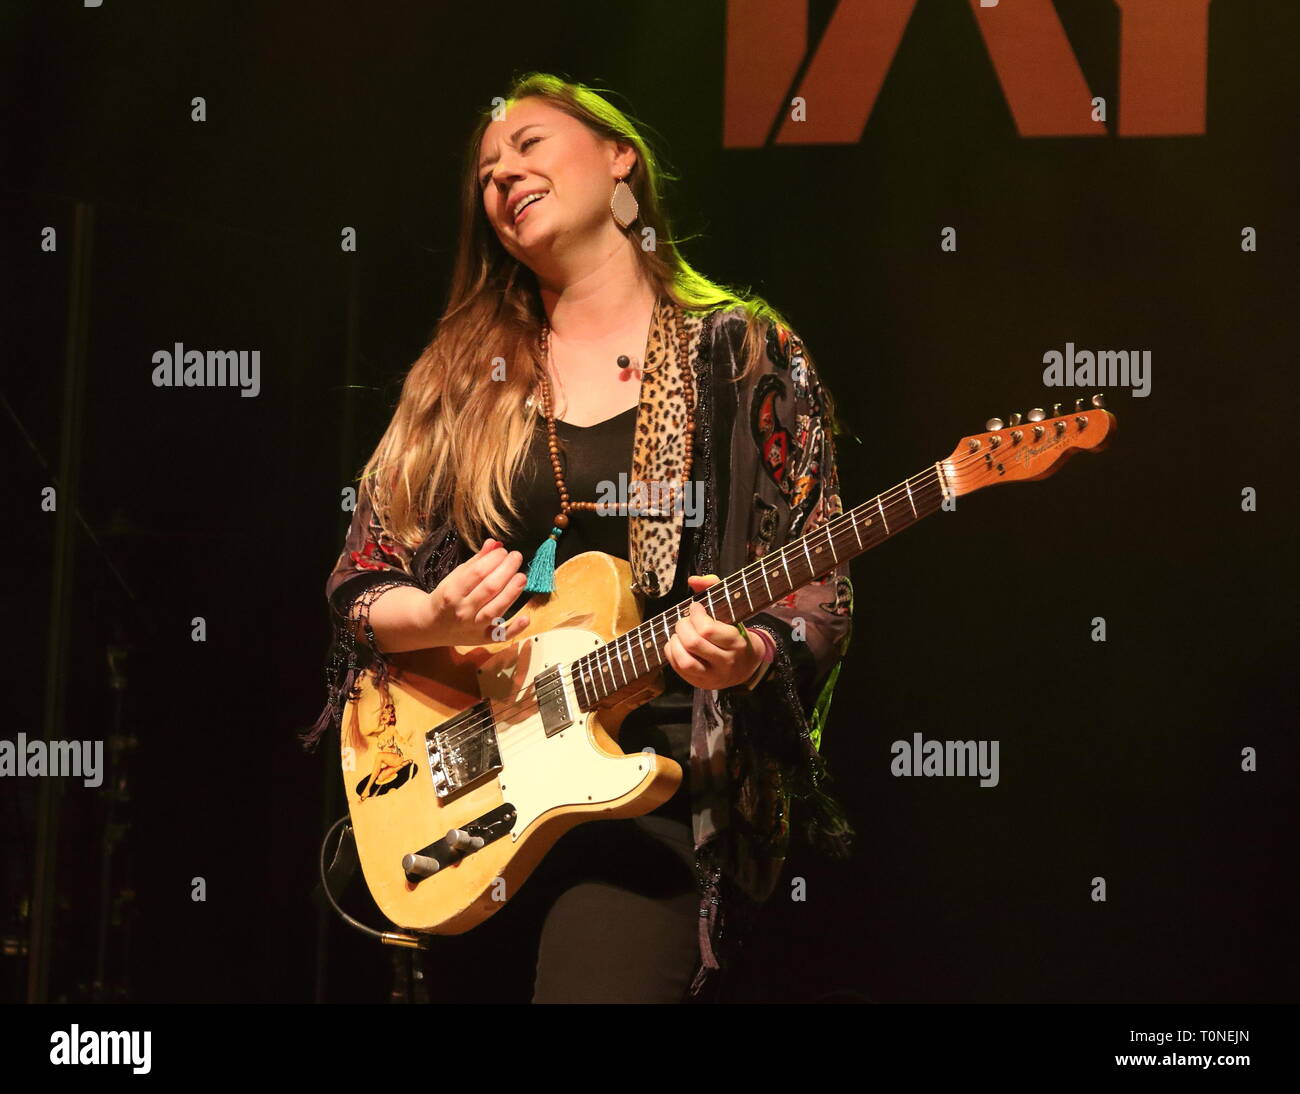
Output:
(429, 468), (949, 742)
(393, 423), (1077, 758)
(428, 470), (955, 754)
(429, 468), (970, 757)
(463, 478), (955, 767)
(424, 440), (1012, 753)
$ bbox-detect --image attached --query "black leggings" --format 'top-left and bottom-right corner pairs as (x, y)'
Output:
(417, 812), (701, 1004)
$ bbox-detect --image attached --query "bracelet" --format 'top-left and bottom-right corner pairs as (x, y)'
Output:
(740, 624), (777, 690)
(749, 625), (777, 664)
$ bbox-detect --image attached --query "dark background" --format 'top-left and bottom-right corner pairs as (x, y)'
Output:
(3, 0), (1296, 1003)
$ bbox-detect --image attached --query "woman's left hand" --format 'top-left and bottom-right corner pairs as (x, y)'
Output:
(662, 575), (764, 690)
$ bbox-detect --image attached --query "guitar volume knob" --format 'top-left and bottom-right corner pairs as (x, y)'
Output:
(402, 853), (441, 878)
(445, 828), (485, 852)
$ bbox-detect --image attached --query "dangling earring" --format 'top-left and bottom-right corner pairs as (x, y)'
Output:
(610, 173), (639, 229)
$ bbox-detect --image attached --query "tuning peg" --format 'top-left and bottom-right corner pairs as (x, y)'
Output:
(1074, 398), (1085, 412)
(1009, 412), (1023, 426)
(1027, 407), (1046, 422)
(985, 417), (1004, 431)
(1091, 393), (1105, 408)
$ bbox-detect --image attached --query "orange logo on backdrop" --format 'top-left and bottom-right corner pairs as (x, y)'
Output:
(724, 0), (1213, 145)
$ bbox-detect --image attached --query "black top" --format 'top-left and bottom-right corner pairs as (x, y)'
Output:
(502, 406), (695, 826)
(504, 405), (643, 587)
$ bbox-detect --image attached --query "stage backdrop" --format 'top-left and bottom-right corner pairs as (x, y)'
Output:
(4, 0), (1296, 1003)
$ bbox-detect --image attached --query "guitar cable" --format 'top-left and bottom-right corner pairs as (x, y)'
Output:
(319, 814), (430, 950)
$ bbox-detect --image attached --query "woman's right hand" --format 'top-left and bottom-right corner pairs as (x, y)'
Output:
(421, 538), (533, 647)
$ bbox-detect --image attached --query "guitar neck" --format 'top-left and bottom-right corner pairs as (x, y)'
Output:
(570, 460), (952, 710)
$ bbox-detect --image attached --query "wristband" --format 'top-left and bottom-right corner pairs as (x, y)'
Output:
(740, 624), (778, 690)
(749, 625), (776, 664)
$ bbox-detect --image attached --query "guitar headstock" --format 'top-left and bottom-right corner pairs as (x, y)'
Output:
(943, 395), (1116, 497)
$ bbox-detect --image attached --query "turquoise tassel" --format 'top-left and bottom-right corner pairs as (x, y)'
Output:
(523, 526), (564, 594)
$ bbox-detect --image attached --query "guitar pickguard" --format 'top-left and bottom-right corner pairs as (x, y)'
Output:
(473, 627), (655, 838)
(341, 551), (682, 934)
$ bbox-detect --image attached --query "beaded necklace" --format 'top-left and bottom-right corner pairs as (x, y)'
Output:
(522, 302), (696, 594)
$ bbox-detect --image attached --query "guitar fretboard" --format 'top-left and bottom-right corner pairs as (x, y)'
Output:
(570, 461), (952, 709)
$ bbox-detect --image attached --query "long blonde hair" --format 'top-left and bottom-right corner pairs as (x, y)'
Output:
(362, 72), (805, 555)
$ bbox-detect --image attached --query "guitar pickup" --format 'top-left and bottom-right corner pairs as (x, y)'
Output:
(534, 666), (573, 737)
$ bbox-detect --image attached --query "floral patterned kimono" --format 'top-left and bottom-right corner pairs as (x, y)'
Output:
(307, 302), (857, 1000)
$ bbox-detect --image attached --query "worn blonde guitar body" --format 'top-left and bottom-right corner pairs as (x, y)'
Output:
(338, 398), (1116, 938)
(341, 551), (679, 936)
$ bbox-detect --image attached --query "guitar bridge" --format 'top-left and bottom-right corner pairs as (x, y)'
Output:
(426, 700), (501, 800)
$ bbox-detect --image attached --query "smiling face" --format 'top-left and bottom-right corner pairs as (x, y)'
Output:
(477, 97), (634, 265)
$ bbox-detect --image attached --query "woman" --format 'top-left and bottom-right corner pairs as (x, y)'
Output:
(305, 73), (856, 1003)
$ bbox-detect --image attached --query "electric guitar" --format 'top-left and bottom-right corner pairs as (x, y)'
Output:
(339, 397), (1116, 937)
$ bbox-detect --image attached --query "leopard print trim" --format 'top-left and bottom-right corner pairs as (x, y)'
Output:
(627, 297), (705, 598)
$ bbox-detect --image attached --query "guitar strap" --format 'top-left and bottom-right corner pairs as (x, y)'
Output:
(626, 298), (706, 599)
